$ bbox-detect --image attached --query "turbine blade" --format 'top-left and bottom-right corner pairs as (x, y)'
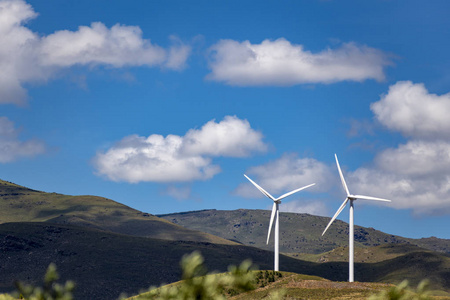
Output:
(244, 174), (276, 201)
(353, 195), (392, 202)
(335, 154), (350, 196)
(322, 198), (349, 236)
(267, 202), (277, 244)
(276, 183), (316, 201)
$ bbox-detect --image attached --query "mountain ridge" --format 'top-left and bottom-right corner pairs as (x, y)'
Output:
(158, 209), (450, 254)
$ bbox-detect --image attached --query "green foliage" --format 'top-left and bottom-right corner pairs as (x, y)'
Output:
(134, 251), (256, 299)
(368, 280), (432, 300)
(10, 263), (75, 300)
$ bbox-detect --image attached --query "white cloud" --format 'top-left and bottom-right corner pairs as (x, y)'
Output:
(0, 0), (190, 105)
(375, 140), (450, 177)
(346, 82), (450, 215)
(39, 23), (168, 68)
(348, 166), (450, 216)
(207, 38), (392, 86)
(280, 200), (329, 216)
(181, 116), (267, 157)
(93, 116), (267, 183)
(236, 153), (334, 198)
(0, 116), (46, 162)
(93, 134), (220, 183)
(371, 81), (450, 139)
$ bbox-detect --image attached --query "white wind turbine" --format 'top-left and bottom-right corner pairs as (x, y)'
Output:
(244, 174), (315, 271)
(322, 154), (392, 282)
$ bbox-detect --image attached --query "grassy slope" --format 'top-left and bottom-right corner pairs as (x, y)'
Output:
(158, 209), (450, 254)
(231, 273), (394, 300)
(0, 180), (235, 245)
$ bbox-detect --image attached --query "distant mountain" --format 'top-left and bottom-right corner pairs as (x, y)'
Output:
(0, 180), (235, 245)
(158, 209), (450, 255)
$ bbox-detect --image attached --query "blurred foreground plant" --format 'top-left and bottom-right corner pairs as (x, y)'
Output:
(137, 251), (256, 300)
(368, 280), (431, 300)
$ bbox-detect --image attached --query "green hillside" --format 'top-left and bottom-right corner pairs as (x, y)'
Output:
(0, 180), (448, 299)
(0, 180), (235, 245)
(1, 222), (448, 300)
(158, 209), (450, 254)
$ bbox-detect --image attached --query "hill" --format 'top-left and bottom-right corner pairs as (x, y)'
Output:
(0, 180), (448, 298)
(1, 222), (448, 299)
(158, 209), (450, 254)
(0, 180), (235, 245)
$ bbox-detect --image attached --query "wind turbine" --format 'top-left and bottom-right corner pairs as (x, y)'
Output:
(244, 174), (315, 271)
(322, 154), (392, 282)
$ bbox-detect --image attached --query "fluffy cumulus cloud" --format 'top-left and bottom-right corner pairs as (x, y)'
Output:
(348, 165), (450, 215)
(93, 116), (267, 183)
(207, 38), (392, 86)
(0, 116), (46, 162)
(0, 0), (190, 105)
(236, 153), (335, 198)
(371, 81), (450, 139)
(374, 140), (450, 177)
(181, 116), (267, 157)
(349, 82), (450, 215)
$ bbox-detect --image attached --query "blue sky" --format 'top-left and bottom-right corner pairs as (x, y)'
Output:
(1, 0), (449, 239)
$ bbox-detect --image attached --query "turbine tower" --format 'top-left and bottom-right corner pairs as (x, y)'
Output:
(244, 174), (315, 271)
(322, 154), (392, 282)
